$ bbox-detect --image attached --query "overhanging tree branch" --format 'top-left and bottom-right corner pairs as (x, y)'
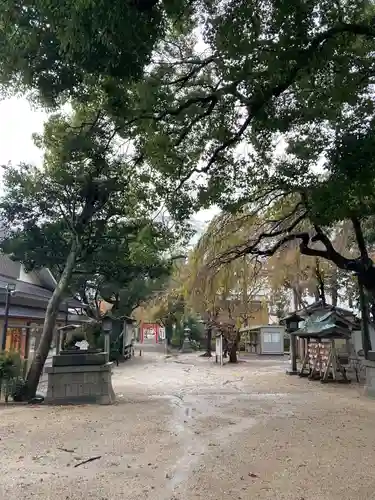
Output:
(150, 20), (375, 186)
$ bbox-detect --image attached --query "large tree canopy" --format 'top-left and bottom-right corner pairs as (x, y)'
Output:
(129, 0), (375, 299)
(0, 106), (182, 397)
(134, 0), (375, 203)
(3, 0), (375, 375)
(0, 0), (195, 105)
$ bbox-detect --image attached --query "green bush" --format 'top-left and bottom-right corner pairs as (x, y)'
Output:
(0, 351), (26, 402)
(0, 351), (23, 380)
(10, 376), (27, 402)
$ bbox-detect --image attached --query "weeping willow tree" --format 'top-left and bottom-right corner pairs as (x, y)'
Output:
(186, 203), (361, 361)
(185, 212), (266, 362)
(265, 219), (358, 311)
(134, 259), (203, 346)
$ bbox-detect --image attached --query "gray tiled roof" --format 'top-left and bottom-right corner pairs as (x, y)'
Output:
(0, 255), (84, 309)
(0, 305), (88, 322)
(0, 254), (21, 279)
(15, 281), (56, 299)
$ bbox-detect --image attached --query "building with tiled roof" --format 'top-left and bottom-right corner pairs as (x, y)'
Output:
(0, 253), (87, 358)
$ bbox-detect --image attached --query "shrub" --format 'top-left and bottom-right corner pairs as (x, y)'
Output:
(0, 351), (26, 402)
(0, 351), (23, 380)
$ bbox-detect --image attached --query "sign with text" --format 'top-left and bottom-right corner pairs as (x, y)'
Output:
(158, 327), (165, 340)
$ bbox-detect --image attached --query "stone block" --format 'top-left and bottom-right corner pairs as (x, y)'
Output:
(52, 352), (106, 366)
(45, 358), (115, 405)
(364, 358), (375, 398)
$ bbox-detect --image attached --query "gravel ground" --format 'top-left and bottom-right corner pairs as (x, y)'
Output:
(0, 352), (374, 500)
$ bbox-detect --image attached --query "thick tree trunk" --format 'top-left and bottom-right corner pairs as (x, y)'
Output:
(25, 240), (79, 398)
(292, 288), (299, 310)
(223, 337), (228, 358)
(315, 258), (326, 305)
(228, 342), (237, 363)
(204, 326), (212, 357)
(358, 275), (372, 358)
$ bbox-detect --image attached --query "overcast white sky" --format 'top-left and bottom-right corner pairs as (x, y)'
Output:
(0, 97), (45, 169)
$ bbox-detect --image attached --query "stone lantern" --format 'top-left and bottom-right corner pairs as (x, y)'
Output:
(180, 326), (193, 353)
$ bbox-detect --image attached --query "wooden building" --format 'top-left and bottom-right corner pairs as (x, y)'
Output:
(281, 300), (359, 375)
(289, 310), (356, 382)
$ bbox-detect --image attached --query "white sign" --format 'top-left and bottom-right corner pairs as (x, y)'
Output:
(159, 327), (165, 340)
(215, 335), (223, 366)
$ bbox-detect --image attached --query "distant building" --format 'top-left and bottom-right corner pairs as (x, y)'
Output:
(214, 295), (269, 328)
(0, 254), (86, 359)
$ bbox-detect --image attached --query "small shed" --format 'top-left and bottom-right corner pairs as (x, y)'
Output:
(240, 325), (285, 355)
(290, 310), (354, 382)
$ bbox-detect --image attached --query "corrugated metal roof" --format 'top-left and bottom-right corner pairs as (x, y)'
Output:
(15, 281), (54, 299)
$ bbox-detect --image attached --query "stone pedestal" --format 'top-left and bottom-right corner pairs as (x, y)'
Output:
(180, 335), (193, 353)
(364, 356), (375, 398)
(45, 351), (116, 405)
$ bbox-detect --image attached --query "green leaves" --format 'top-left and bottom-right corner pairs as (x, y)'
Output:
(0, 0), (160, 104)
(0, 0), (197, 107)
(131, 0), (375, 220)
(0, 102), (183, 318)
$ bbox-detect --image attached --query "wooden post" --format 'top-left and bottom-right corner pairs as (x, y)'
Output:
(55, 329), (61, 356)
(358, 275), (372, 358)
(287, 333), (298, 374)
(23, 324), (31, 377)
(104, 333), (110, 363)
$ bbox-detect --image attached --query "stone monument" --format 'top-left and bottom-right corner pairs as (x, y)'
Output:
(180, 327), (193, 353)
(44, 325), (115, 405)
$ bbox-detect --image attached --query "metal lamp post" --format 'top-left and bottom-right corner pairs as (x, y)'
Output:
(102, 316), (112, 363)
(1, 283), (16, 351)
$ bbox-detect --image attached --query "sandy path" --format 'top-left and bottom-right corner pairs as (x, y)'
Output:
(0, 353), (374, 500)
